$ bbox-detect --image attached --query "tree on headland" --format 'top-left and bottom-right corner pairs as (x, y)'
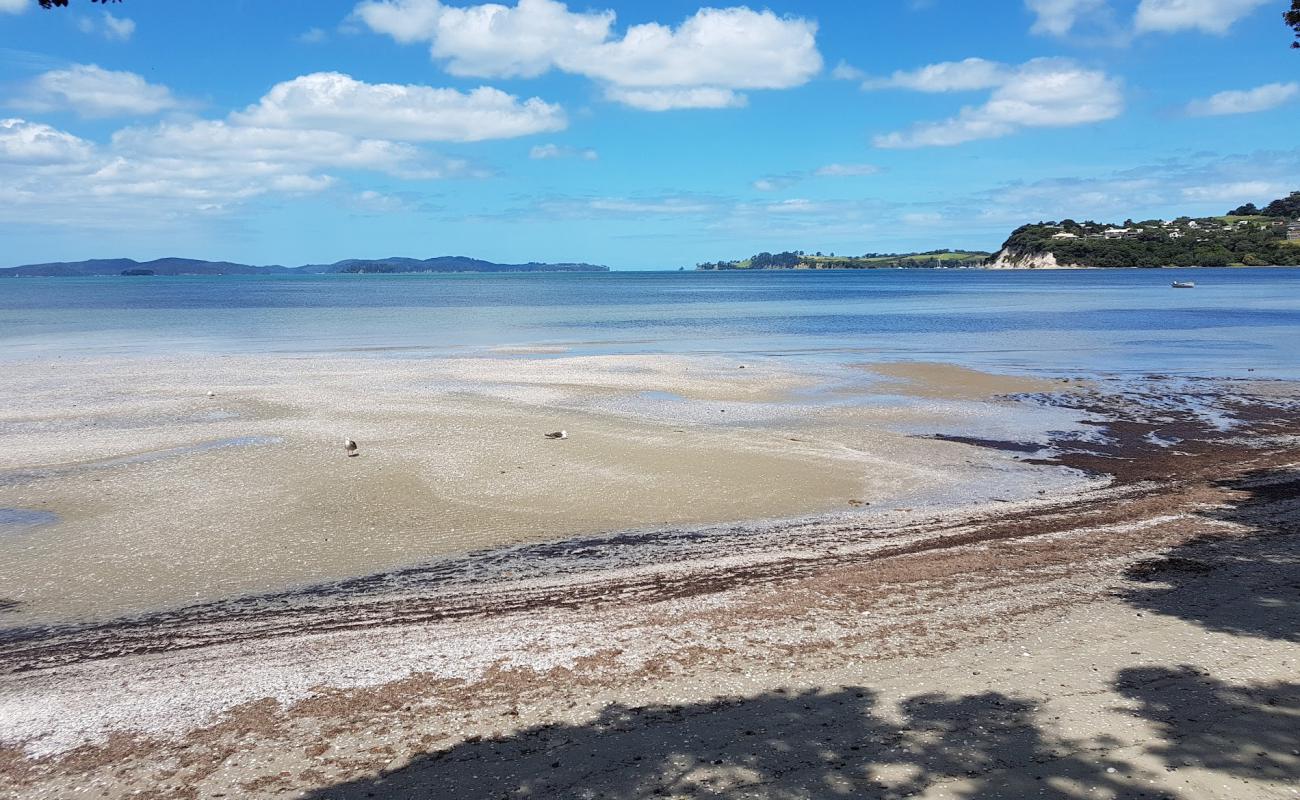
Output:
(1228, 190), (1300, 218)
(38, 0), (121, 6)
(1288, 1), (1300, 47)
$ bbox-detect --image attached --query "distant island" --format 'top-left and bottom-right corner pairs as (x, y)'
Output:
(696, 250), (991, 271)
(989, 190), (1300, 269)
(0, 256), (609, 278)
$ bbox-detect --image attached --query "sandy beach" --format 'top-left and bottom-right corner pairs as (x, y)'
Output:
(1, 353), (1297, 799)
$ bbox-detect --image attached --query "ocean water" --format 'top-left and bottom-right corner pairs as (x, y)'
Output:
(2, 268), (1299, 377)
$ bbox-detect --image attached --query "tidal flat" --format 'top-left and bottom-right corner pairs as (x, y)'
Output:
(0, 352), (1084, 627)
(2, 269), (1298, 799)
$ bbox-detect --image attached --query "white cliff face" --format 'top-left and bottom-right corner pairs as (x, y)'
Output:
(986, 249), (1078, 269)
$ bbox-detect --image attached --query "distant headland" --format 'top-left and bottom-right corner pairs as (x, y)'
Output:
(697, 190), (1300, 271)
(695, 250), (992, 271)
(0, 256), (609, 277)
(988, 190), (1300, 269)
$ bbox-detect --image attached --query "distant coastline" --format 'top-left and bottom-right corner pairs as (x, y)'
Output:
(0, 256), (609, 278)
(696, 190), (1300, 271)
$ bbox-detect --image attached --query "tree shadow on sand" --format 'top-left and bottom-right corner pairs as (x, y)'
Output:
(1114, 666), (1299, 784)
(1120, 467), (1300, 642)
(305, 687), (1154, 800)
(303, 469), (1300, 800)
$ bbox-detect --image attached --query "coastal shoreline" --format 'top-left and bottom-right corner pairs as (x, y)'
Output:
(2, 358), (1298, 798)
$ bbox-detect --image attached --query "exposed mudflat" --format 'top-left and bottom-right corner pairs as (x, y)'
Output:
(1, 361), (1298, 799)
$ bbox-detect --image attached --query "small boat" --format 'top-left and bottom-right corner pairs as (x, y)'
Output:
(1171, 281), (1195, 289)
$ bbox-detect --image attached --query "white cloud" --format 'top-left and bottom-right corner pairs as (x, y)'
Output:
(861, 58), (1011, 92)
(0, 67), (567, 227)
(231, 72), (565, 143)
(77, 12), (136, 40)
(815, 163), (880, 177)
(0, 120), (341, 225)
(353, 0), (822, 110)
(103, 13), (135, 40)
(1134, 0), (1270, 33)
(830, 61), (865, 81)
(13, 64), (181, 118)
(873, 58), (1123, 148)
(529, 143), (597, 160)
(1025, 0), (1109, 35)
(357, 0), (614, 78)
(573, 7), (821, 90)
(1186, 82), (1299, 116)
(297, 27), (329, 44)
(111, 119), (471, 181)
(0, 0), (28, 14)
(604, 86), (746, 111)
(0, 117), (94, 164)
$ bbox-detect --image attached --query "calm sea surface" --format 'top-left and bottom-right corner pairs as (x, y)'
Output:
(2, 268), (1299, 377)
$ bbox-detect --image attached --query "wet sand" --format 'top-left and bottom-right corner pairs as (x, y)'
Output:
(1, 358), (1298, 799)
(0, 354), (1077, 626)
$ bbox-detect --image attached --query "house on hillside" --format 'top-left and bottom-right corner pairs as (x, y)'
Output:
(1288, 221), (1300, 241)
(1051, 232), (1079, 239)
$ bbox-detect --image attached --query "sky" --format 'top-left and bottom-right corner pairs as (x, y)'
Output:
(0, 0), (1297, 269)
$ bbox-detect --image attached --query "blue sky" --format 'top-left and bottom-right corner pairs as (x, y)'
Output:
(1, 0), (1297, 268)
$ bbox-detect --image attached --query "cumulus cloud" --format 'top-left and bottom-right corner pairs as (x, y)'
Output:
(0, 117), (94, 164)
(1025, 0), (1109, 35)
(111, 119), (453, 179)
(1134, 0), (1270, 33)
(0, 0), (28, 13)
(13, 64), (181, 118)
(859, 58), (1011, 92)
(356, 0), (614, 78)
(353, 0), (822, 110)
(0, 116), (471, 227)
(232, 72), (566, 142)
(1186, 82), (1298, 116)
(0, 121), (332, 224)
(0, 68), (566, 226)
(529, 143), (597, 160)
(872, 58), (1123, 148)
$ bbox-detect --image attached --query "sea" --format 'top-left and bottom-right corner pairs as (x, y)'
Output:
(2, 267), (1300, 378)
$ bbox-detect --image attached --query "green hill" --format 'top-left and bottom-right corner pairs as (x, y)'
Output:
(696, 249), (991, 271)
(989, 191), (1300, 269)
